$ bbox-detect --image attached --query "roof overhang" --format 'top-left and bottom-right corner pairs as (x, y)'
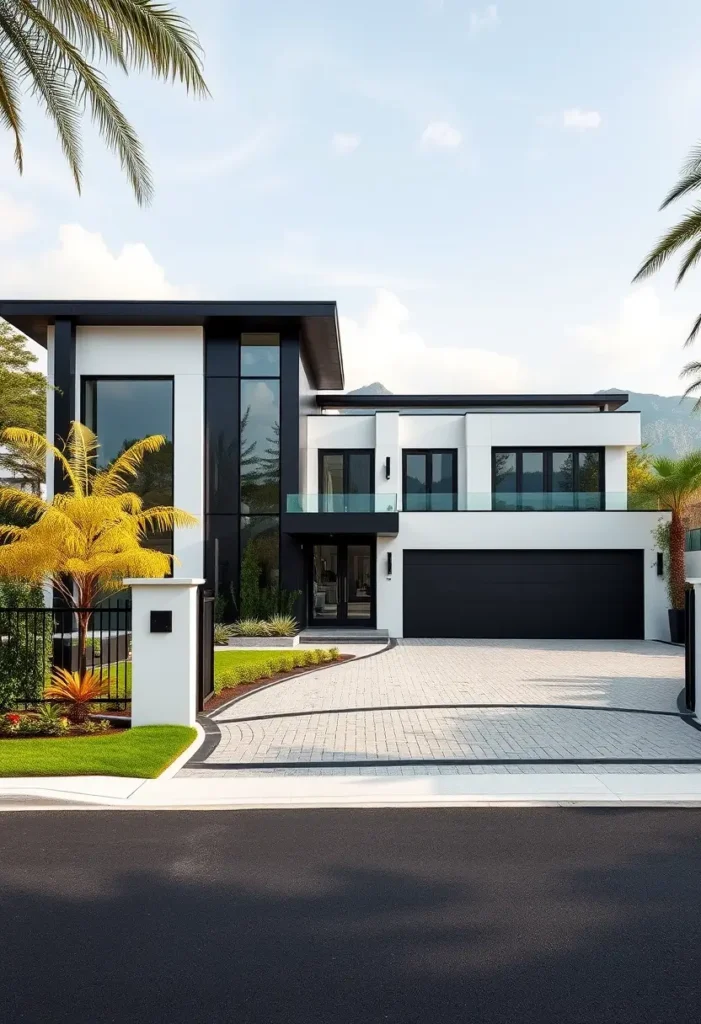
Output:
(316, 392), (630, 411)
(0, 300), (344, 390)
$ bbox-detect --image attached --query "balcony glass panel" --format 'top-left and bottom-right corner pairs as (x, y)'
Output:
(286, 494), (397, 513)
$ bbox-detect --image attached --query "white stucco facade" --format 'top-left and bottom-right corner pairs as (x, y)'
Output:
(73, 325), (205, 578)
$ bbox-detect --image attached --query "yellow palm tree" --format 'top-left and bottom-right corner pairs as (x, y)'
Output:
(0, 421), (197, 670)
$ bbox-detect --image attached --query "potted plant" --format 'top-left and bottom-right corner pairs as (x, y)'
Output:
(636, 452), (701, 643)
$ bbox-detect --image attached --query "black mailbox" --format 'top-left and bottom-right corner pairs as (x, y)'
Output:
(150, 610), (172, 633)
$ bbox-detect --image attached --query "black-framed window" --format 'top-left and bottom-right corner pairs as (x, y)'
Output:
(319, 450), (374, 511)
(240, 332), (280, 378)
(403, 450), (457, 511)
(83, 377), (175, 550)
(492, 448), (604, 510)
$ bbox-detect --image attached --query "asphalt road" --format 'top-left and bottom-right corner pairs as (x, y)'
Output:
(2, 808), (701, 1023)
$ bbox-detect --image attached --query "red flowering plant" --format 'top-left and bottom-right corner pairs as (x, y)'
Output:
(5, 713), (20, 724)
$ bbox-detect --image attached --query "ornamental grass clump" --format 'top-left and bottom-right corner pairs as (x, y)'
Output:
(44, 667), (110, 723)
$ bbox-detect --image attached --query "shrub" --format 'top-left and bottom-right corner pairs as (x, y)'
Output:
(0, 582), (51, 711)
(231, 619), (271, 637)
(266, 615), (298, 637)
(35, 703), (70, 736)
(328, 647), (340, 661)
(214, 623), (235, 646)
(44, 668), (109, 723)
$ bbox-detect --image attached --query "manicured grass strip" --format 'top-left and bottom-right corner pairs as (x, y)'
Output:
(0, 726), (197, 779)
(214, 648), (340, 693)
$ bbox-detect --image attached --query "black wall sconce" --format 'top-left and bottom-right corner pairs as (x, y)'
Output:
(657, 552), (664, 577)
(387, 552), (393, 576)
(385, 456), (391, 480)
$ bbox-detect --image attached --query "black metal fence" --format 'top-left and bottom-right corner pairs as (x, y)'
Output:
(685, 588), (696, 713)
(0, 605), (132, 711)
(198, 589), (214, 711)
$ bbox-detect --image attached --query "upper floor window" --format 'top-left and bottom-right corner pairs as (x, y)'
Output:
(403, 450), (457, 511)
(493, 449), (603, 510)
(320, 450), (374, 511)
(241, 333), (280, 377)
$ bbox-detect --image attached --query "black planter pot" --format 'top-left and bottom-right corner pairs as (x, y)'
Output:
(668, 608), (686, 645)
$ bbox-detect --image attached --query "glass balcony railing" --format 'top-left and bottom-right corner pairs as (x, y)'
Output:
(286, 493), (398, 513)
(286, 492), (660, 513)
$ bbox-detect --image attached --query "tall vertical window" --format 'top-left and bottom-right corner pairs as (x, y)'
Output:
(492, 449), (603, 510)
(239, 334), (281, 616)
(403, 450), (457, 511)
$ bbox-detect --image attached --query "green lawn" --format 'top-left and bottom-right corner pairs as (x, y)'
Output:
(0, 726), (197, 779)
(214, 648), (339, 693)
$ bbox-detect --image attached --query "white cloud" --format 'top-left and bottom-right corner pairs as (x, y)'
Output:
(339, 289), (523, 393)
(331, 132), (361, 155)
(0, 191), (36, 241)
(563, 108), (601, 131)
(420, 120), (462, 149)
(1, 224), (182, 299)
(568, 287), (689, 394)
(469, 5), (499, 35)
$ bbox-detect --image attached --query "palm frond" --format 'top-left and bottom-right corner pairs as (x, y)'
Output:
(0, 53), (24, 171)
(1, 426), (79, 493)
(684, 312), (701, 348)
(33, 0), (127, 66)
(633, 204), (701, 282)
(0, 3), (84, 191)
(681, 361), (701, 411)
(66, 421), (98, 497)
(682, 141), (701, 177)
(135, 506), (198, 534)
(676, 235), (701, 286)
(91, 0), (209, 96)
(0, 486), (48, 520)
(661, 168), (701, 209)
(13, 0), (153, 204)
(93, 434), (166, 496)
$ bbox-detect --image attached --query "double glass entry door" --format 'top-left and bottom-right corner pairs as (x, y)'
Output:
(312, 542), (374, 626)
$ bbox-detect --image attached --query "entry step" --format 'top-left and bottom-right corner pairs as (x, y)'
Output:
(298, 628), (390, 645)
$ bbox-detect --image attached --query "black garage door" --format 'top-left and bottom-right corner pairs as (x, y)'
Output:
(403, 550), (644, 640)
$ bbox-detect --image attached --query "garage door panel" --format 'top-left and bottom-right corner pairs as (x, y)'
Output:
(403, 549), (644, 640)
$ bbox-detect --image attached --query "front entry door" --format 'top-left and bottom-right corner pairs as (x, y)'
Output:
(311, 542), (374, 626)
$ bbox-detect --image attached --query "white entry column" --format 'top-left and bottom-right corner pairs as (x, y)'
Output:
(125, 578), (205, 727)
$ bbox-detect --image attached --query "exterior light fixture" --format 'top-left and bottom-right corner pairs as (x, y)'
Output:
(387, 552), (393, 577)
(657, 552), (664, 577)
(385, 456), (391, 479)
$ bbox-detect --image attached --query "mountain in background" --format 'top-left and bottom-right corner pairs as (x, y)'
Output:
(347, 383), (701, 457)
(605, 389), (701, 457)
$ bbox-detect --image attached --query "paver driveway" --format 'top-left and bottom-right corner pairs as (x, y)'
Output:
(178, 640), (700, 777)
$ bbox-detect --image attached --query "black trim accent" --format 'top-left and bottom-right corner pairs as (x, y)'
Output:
(282, 511), (399, 535)
(317, 392), (630, 411)
(402, 449), (458, 512)
(280, 331), (305, 620)
(52, 318), (75, 496)
(0, 299), (343, 390)
(186, 757), (701, 770)
(216, 701), (698, 726)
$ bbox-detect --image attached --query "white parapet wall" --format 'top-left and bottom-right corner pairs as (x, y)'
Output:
(126, 578), (204, 727)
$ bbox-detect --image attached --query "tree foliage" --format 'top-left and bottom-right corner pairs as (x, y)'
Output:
(0, 0), (208, 204)
(634, 452), (701, 610)
(0, 319), (48, 493)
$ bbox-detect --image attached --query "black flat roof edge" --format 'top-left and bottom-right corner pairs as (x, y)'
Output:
(317, 392), (629, 410)
(0, 299), (344, 390)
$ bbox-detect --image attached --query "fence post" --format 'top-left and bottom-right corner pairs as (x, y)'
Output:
(684, 578), (701, 714)
(124, 578), (205, 727)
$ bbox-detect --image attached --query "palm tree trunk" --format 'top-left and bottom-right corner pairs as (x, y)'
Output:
(670, 511), (687, 610)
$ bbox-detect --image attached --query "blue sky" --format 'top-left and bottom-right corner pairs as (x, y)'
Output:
(3, 0), (701, 395)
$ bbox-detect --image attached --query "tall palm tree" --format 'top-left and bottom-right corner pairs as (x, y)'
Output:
(0, 420), (197, 669)
(635, 452), (701, 613)
(0, 1), (208, 204)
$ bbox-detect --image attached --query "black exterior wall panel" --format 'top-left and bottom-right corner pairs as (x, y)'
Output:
(205, 377), (239, 515)
(279, 332), (306, 624)
(403, 549), (644, 640)
(52, 318), (76, 496)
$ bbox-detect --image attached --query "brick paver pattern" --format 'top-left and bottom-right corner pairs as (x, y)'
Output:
(177, 640), (700, 776)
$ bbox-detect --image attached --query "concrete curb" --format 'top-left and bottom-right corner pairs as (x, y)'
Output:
(4, 773), (701, 811)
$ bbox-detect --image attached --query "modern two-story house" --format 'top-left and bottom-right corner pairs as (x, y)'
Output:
(0, 300), (668, 640)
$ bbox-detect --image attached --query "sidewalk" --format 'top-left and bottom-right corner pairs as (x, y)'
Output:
(5, 772), (701, 809)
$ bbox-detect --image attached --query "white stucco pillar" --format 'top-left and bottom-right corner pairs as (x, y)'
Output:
(125, 578), (205, 727)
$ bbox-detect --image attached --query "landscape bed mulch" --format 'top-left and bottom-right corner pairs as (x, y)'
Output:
(203, 654), (355, 714)
(0, 725), (124, 740)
